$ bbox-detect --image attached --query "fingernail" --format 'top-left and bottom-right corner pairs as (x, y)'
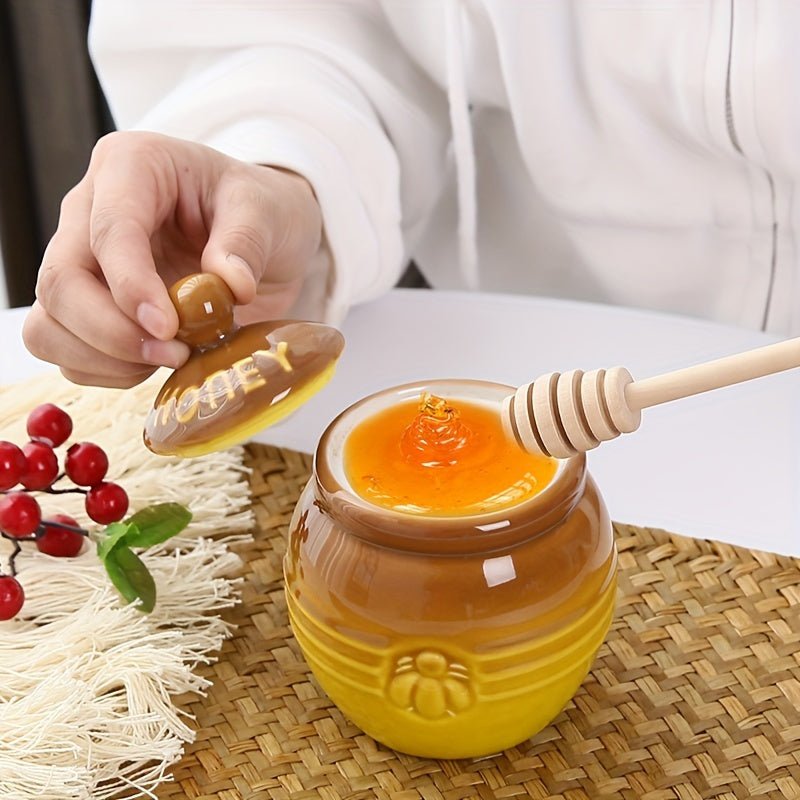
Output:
(226, 252), (254, 276)
(225, 253), (258, 297)
(137, 302), (170, 339)
(142, 339), (190, 368)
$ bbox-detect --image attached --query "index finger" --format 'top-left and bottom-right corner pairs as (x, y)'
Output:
(89, 152), (178, 340)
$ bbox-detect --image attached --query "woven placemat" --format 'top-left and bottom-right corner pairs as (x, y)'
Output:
(157, 444), (800, 800)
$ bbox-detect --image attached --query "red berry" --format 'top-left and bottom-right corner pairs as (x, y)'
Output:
(0, 492), (42, 537)
(65, 442), (109, 486)
(20, 441), (59, 490)
(0, 576), (24, 621)
(85, 482), (129, 524)
(26, 403), (73, 447)
(36, 514), (84, 557)
(0, 441), (26, 491)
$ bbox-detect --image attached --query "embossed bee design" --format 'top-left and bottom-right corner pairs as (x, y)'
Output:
(387, 650), (473, 719)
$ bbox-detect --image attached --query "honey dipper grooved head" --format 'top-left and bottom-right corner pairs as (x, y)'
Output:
(502, 367), (641, 458)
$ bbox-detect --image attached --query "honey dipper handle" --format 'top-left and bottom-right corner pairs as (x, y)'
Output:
(626, 336), (800, 411)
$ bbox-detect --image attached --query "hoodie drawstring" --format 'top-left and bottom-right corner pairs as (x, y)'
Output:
(445, 0), (480, 290)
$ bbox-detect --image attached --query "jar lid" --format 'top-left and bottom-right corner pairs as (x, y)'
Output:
(144, 273), (344, 457)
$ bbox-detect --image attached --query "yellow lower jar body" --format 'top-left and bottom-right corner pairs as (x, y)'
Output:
(286, 572), (616, 759)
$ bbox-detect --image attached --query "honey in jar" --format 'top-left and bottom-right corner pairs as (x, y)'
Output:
(285, 379), (617, 759)
(345, 393), (558, 516)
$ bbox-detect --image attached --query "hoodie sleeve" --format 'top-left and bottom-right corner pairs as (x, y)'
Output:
(88, 0), (449, 323)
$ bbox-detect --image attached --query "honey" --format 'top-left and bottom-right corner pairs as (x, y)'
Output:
(344, 394), (558, 516)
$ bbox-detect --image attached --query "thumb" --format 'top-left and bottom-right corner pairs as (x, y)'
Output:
(200, 188), (272, 306)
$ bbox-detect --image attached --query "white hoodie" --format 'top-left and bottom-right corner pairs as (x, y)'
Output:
(89, 0), (800, 333)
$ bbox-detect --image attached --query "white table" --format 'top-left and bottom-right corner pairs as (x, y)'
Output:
(2, 291), (798, 556)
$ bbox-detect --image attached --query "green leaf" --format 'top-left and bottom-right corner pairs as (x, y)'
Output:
(115, 547), (156, 613)
(102, 545), (139, 605)
(97, 522), (136, 562)
(123, 503), (192, 548)
(103, 545), (157, 613)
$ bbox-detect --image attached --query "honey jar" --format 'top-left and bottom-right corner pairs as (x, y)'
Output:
(284, 379), (617, 759)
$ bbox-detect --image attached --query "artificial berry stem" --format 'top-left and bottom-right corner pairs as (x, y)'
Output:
(40, 519), (88, 534)
(6, 538), (23, 576)
(1, 487), (88, 496)
(3, 533), (36, 578)
(1, 520), (88, 575)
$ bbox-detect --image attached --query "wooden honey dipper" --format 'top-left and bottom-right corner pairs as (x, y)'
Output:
(502, 337), (800, 458)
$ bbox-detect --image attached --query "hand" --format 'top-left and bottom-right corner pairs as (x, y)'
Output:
(23, 131), (323, 388)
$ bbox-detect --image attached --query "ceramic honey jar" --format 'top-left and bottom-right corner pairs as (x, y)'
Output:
(284, 379), (617, 759)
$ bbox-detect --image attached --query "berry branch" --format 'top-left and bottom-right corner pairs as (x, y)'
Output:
(33, 487), (88, 496)
(0, 403), (191, 620)
(4, 535), (26, 577)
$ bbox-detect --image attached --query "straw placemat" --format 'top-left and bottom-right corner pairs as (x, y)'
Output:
(158, 444), (800, 800)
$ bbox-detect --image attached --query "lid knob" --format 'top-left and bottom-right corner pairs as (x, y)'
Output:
(169, 273), (236, 348)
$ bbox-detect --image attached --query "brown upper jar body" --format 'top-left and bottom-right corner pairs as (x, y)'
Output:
(286, 379), (615, 650)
